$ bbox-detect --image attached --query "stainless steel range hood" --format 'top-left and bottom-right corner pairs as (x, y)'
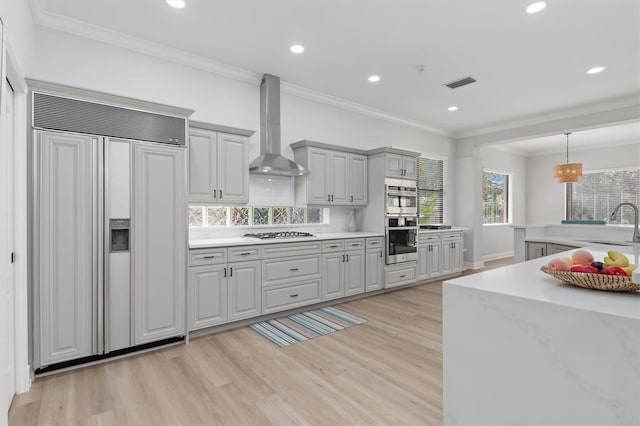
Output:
(249, 74), (308, 176)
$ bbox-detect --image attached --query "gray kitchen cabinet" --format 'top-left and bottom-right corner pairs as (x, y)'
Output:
(133, 143), (186, 344)
(385, 262), (417, 289)
(441, 238), (463, 276)
(322, 253), (345, 300)
(228, 260), (262, 322)
(349, 154), (368, 205)
(386, 153), (417, 179)
(189, 265), (227, 330)
(526, 242), (578, 260)
(37, 132), (96, 366)
(344, 250), (365, 296)
(292, 143), (368, 206)
(188, 128), (248, 204)
(418, 235), (442, 281)
(365, 248), (384, 292)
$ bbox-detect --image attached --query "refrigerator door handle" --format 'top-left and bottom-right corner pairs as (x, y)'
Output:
(96, 138), (105, 355)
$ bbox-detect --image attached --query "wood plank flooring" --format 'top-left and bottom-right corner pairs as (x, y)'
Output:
(10, 258), (513, 426)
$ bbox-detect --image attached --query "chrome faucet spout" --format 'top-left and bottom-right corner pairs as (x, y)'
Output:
(610, 202), (640, 243)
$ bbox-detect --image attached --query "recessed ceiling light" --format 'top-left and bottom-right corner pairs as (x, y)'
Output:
(167, 0), (185, 8)
(448, 106), (459, 112)
(526, 1), (546, 13)
(368, 75), (381, 83)
(290, 45), (304, 54)
(586, 66), (606, 75)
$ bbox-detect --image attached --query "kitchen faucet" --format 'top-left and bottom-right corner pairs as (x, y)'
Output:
(609, 202), (640, 243)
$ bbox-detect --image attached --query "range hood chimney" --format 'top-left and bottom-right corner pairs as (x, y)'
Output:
(249, 74), (308, 176)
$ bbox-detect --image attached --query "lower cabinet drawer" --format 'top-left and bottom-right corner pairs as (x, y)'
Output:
(385, 263), (417, 289)
(263, 255), (321, 285)
(263, 280), (321, 314)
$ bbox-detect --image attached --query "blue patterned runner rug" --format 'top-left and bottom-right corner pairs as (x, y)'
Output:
(249, 306), (367, 347)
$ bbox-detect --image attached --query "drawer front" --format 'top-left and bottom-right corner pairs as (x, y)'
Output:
(263, 280), (321, 314)
(419, 235), (440, 245)
(189, 248), (228, 266)
(366, 237), (384, 249)
(385, 264), (417, 288)
(344, 238), (365, 250)
(227, 245), (262, 262)
(440, 232), (463, 241)
(262, 241), (322, 259)
(263, 255), (321, 285)
(322, 240), (345, 253)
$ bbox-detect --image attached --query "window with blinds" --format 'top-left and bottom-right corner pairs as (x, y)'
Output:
(483, 170), (510, 224)
(566, 168), (640, 223)
(417, 156), (444, 224)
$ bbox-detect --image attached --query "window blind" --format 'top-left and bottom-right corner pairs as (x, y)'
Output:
(417, 157), (444, 224)
(566, 168), (640, 223)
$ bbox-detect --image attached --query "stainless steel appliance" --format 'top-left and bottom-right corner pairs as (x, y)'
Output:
(385, 178), (418, 216)
(385, 216), (418, 265)
(244, 231), (315, 239)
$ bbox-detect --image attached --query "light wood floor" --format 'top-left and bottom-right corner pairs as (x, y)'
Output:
(10, 258), (513, 426)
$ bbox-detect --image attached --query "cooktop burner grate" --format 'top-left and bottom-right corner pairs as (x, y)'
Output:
(243, 231), (316, 239)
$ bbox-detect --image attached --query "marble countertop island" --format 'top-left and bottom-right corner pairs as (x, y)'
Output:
(443, 244), (640, 426)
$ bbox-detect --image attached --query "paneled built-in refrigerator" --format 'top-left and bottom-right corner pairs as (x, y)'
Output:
(32, 91), (190, 371)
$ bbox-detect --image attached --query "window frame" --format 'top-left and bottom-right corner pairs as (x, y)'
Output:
(482, 168), (512, 226)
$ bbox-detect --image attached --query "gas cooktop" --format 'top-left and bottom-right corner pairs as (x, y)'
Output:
(243, 231), (316, 239)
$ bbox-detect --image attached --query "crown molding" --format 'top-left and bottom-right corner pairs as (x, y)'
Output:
(29, 0), (450, 138)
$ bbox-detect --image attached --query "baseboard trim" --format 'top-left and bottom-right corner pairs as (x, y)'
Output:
(465, 261), (485, 270)
(483, 251), (515, 262)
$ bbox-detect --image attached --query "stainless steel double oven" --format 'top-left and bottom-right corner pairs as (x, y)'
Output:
(385, 178), (418, 265)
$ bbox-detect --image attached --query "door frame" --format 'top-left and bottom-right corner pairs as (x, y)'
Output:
(3, 39), (31, 398)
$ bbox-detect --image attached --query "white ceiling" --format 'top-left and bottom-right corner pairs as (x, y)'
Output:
(32, 0), (640, 136)
(491, 121), (640, 155)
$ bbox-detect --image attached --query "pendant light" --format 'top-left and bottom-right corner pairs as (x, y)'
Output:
(553, 132), (582, 183)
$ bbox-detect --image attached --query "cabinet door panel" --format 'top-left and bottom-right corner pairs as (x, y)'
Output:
(418, 245), (428, 280)
(349, 154), (367, 205)
(385, 153), (403, 178)
(190, 266), (227, 330)
(322, 253), (344, 300)
(38, 132), (95, 366)
(217, 133), (248, 204)
(133, 144), (186, 344)
(403, 157), (417, 179)
(365, 249), (384, 292)
(307, 148), (330, 204)
(429, 243), (442, 278)
(345, 251), (365, 296)
(228, 261), (261, 321)
(188, 130), (216, 203)
(330, 152), (349, 204)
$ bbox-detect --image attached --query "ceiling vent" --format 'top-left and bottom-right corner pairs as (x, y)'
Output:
(445, 76), (477, 89)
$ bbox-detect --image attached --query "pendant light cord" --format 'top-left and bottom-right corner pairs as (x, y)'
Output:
(564, 132), (571, 163)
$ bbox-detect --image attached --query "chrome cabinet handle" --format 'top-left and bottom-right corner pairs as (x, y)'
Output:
(290, 293), (299, 298)
(290, 268), (299, 272)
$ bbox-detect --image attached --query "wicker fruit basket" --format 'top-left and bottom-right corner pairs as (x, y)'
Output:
(540, 266), (640, 292)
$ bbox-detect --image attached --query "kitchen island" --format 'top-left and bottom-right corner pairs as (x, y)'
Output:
(443, 244), (640, 426)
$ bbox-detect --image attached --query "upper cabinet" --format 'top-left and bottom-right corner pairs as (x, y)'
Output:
(291, 141), (368, 206)
(385, 153), (417, 179)
(188, 123), (254, 204)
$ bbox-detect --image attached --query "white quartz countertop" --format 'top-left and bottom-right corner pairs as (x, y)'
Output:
(445, 244), (640, 320)
(189, 231), (384, 249)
